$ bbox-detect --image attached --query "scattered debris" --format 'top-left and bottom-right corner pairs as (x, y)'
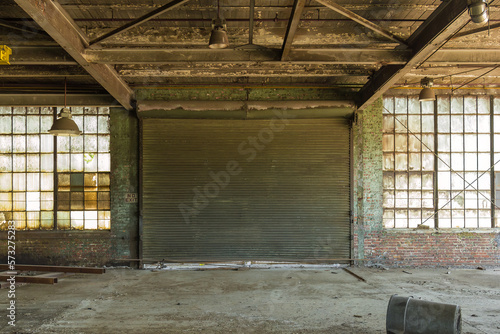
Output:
(446, 271), (451, 275)
(343, 268), (367, 282)
(402, 270), (412, 275)
(331, 271), (338, 274)
(354, 315), (362, 318)
(476, 266), (485, 270)
(471, 314), (479, 317)
(416, 224), (430, 229)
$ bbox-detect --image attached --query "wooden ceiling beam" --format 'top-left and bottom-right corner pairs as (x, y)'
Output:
(281, 0), (306, 61)
(355, 0), (471, 110)
(13, 0), (134, 110)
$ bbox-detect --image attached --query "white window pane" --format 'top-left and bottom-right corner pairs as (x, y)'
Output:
(26, 192), (40, 211)
(41, 211), (54, 229)
(408, 115), (421, 132)
(383, 210), (395, 228)
(0, 173), (11, 191)
(26, 116), (39, 133)
(98, 153), (110, 172)
(451, 97), (463, 114)
(409, 153), (421, 171)
(13, 116), (25, 133)
(13, 135), (25, 153)
(26, 135), (40, 153)
(0, 116), (12, 133)
(477, 134), (489, 152)
(84, 116), (98, 133)
(439, 211), (452, 228)
(478, 173), (490, 190)
(0, 135), (11, 153)
(57, 154), (70, 172)
(383, 191), (394, 208)
(383, 173), (395, 189)
(72, 107), (84, 115)
(451, 172), (464, 189)
(73, 115), (83, 132)
(40, 134), (54, 153)
(84, 211), (98, 229)
(450, 115), (463, 132)
(438, 134), (450, 152)
(464, 115), (476, 132)
(71, 211), (84, 230)
(395, 97), (407, 114)
(395, 173), (408, 189)
(395, 134), (407, 151)
(98, 116), (110, 134)
(451, 134), (463, 152)
(408, 210), (421, 228)
(41, 192), (53, 211)
(478, 217), (491, 228)
(26, 211), (40, 229)
(408, 135), (421, 152)
(383, 153), (394, 170)
(27, 154), (40, 172)
(421, 115), (434, 132)
(451, 153), (464, 171)
(478, 115), (490, 133)
(13, 173), (25, 191)
(84, 107), (98, 115)
(84, 135), (98, 152)
(464, 172), (478, 189)
(71, 154), (84, 172)
(41, 173), (53, 191)
(395, 191), (408, 207)
(383, 115), (394, 132)
(438, 116), (450, 132)
(12, 154), (25, 172)
(478, 153), (490, 171)
(395, 116), (408, 133)
(438, 172), (451, 190)
(57, 211), (71, 229)
(384, 97), (394, 114)
(422, 153), (434, 171)
(98, 107), (110, 115)
(409, 191), (421, 208)
(409, 173), (421, 189)
(13, 192), (25, 211)
(98, 135), (110, 153)
(422, 191), (433, 208)
(464, 153), (477, 171)
(41, 115), (53, 133)
(422, 100), (434, 114)
(40, 154), (53, 172)
(421, 134), (434, 152)
(57, 136), (70, 152)
(27, 173), (39, 191)
(395, 154), (407, 171)
(0, 155), (12, 172)
(464, 134), (477, 152)
(422, 173), (433, 190)
(71, 135), (84, 153)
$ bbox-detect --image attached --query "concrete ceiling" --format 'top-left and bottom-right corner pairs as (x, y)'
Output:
(1, 0), (500, 110)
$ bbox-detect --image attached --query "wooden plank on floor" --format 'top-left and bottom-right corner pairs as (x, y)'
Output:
(0, 264), (105, 274)
(0, 275), (58, 284)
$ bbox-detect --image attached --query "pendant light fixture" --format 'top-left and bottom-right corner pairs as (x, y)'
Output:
(48, 78), (82, 136)
(468, 0), (489, 24)
(419, 77), (436, 102)
(209, 0), (229, 49)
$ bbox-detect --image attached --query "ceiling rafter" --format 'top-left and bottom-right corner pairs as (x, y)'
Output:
(281, 0), (306, 61)
(13, 0), (134, 110)
(316, 0), (407, 46)
(89, 0), (191, 46)
(355, 0), (471, 110)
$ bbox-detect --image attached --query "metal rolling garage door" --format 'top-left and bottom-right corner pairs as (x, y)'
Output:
(141, 118), (351, 262)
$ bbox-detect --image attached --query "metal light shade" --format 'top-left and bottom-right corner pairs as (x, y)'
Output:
(469, 0), (489, 24)
(209, 26), (229, 49)
(48, 108), (82, 136)
(419, 87), (436, 102)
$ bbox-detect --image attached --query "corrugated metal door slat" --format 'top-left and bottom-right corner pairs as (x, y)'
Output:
(142, 118), (350, 261)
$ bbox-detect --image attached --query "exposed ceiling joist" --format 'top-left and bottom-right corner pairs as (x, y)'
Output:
(355, 0), (471, 110)
(281, 0), (306, 61)
(316, 0), (407, 46)
(89, 0), (191, 46)
(13, 0), (134, 110)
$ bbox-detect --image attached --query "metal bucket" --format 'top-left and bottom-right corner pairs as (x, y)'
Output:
(386, 295), (461, 334)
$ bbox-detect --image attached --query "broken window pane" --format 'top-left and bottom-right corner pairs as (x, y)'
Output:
(84, 153), (98, 172)
(84, 107), (98, 115)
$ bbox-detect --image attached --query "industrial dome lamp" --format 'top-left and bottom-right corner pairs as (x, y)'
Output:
(419, 77), (436, 102)
(468, 0), (489, 24)
(209, 0), (229, 49)
(48, 79), (82, 136)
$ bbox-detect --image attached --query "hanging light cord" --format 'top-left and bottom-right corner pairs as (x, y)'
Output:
(452, 65), (500, 92)
(64, 77), (67, 107)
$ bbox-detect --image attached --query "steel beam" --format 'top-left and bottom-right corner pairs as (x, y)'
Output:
(316, 0), (407, 46)
(0, 274), (57, 284)
(13, 0), (134, 110)
(0, 94), (117, 106)
(281, 0), (306, 61)
(89, 0), (191, 45)
(355, 0), (471, 110)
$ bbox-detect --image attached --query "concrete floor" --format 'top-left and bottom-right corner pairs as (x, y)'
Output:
(1, 266), (499, 333)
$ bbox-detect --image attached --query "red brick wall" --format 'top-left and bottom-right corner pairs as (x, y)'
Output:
(356, 231), (500, 267)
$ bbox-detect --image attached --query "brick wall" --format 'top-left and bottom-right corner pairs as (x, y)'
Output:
(0, 107), (139, 267)
(354, 97), (500, 267)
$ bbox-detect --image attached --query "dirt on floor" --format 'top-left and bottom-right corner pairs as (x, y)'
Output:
(0, 265), (499, 334)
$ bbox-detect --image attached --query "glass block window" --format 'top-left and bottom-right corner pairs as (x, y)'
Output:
(383, 96), (497, 229)
(383, 97), (435, 228)
(0, 106), (110, 230)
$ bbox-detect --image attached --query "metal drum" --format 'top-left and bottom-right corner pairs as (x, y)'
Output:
(386, 295), (461, 334)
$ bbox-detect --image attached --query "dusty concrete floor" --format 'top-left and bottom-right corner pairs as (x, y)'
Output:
(0, 266), (499, 334)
